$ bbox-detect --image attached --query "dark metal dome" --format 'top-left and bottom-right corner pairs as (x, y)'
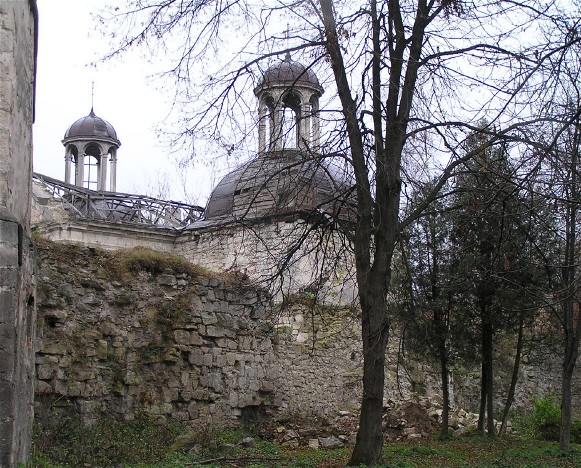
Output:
(204, 151), (349, 221)
(63, 108), (120, 145)
(255, 54), (323, 95)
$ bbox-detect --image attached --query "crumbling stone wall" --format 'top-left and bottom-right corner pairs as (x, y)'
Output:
(34, 240), (577, 431)
(0, 1), (37, 465)
(34, 241), (420, 427)
(35, 242), (279, 427)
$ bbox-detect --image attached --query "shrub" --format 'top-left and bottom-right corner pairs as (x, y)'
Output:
(31, 411), (185, 467)
(531, 395), (561, 441)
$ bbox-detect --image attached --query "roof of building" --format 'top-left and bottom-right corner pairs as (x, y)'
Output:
(63, 108), (120, 145)
(203, 151), (352, 222)
(255, 53), (323, 95)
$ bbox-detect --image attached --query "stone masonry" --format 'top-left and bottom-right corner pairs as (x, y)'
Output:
(0, 1), (37, 466)
(34, 240), (576, 432)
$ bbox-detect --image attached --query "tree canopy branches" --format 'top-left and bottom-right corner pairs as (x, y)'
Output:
(100, 0), (581, 464)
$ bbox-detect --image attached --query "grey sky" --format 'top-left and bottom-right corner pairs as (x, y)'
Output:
(33, 0), (214, 205)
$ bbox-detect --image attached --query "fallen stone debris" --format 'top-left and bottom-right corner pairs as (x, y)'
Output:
(261, 395), (513, 448)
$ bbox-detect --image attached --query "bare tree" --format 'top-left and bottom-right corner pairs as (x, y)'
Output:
(101, 0), (581, 463)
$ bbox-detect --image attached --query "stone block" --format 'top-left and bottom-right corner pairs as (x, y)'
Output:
(319, 436), (344, 449)
(0, 245), (18, 265)
(207, 373), (223, 392)
(96, 340), (108, 360)
(189, 349), (204, 366)
(308, 439), (319, 449)
(0, 267), (18, 286)
(187, 402), (199, 419)
(36, 363), (58, 380)
(157, 274), (177, 286)
(203, 354), (213, 367)
(35, 380), (52, 394)
(76, 369), (96, 381)
(173, 411), (189, 421)
(174, 329), (191, 345)
(68, 382), (83, 397)
(40, 342), (66, 355)
(0, 219), (18, 244)
(208, 278), (219, 287)
(205, 326), (225, 337)
(190, 332), (204, 345)
(214, 354), (227, 367)
(191, 295), (204, 312)
(84, 330), (103, 340)
(260, 380), (275, 393)
(226, 353), (237, 366)
(42, 309), (67, 323)
(162, 388), (178, 403)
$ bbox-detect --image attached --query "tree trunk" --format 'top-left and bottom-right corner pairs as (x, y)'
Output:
(484, 319), (495, 437)
(559, 119), (580, 452)
(560, 361), (574, 451)
(560, 295), (579, 451)
(348, 315), (390, 465)
(478, 304), (487, 433)
(440, 341), (450, 438)
(500, 315), (524, 436)
(478, 356), (487, 433)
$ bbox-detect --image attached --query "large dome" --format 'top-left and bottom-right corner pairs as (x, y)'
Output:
(63, 108), (120, 145)
(204, 151), (350, 221)
(255, 54), (323, 95)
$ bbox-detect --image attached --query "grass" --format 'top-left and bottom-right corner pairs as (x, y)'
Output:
(27, 416), (581, 468)
(110, 246), (210, 279)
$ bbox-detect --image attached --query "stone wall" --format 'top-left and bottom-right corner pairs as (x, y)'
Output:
(35, 242), (279, 427)
(34, 241), (429, 425)
(35, 240), (575, 433)
(33, 205), (358, 305)
(0, 1), (37, 466)
(178, 218), (358, 305)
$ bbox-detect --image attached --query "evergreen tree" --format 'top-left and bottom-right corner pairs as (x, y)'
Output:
(450, 129), (537, 436)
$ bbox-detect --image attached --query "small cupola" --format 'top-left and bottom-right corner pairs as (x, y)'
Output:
(62, 108), (121, 192)
(254, 54), (323, 153)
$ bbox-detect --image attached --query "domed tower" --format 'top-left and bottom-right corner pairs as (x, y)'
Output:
(62, 108), (121, 192)
(204, 55), (350, 221)
(254, 53), (323, 152)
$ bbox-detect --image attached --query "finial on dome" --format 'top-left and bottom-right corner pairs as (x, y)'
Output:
(284, 51), (292, 61)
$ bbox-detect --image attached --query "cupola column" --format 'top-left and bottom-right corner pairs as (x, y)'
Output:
(99, 152), (108, 191)
(75, 153), (85, 187)
(110, 150), (117, 192)
(311, 98), (320, 150)
(64, 150), (72, 184)
(258, 100), (268, 153)
(271, 90), (284, 151)
(299, 102), (311, 150)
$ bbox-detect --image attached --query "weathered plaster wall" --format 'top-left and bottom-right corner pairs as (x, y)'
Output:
(0, 1), (37, 466)
(178, 219), (358, 304)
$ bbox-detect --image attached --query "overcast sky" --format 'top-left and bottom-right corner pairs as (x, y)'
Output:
(33, 0), (216, 206)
